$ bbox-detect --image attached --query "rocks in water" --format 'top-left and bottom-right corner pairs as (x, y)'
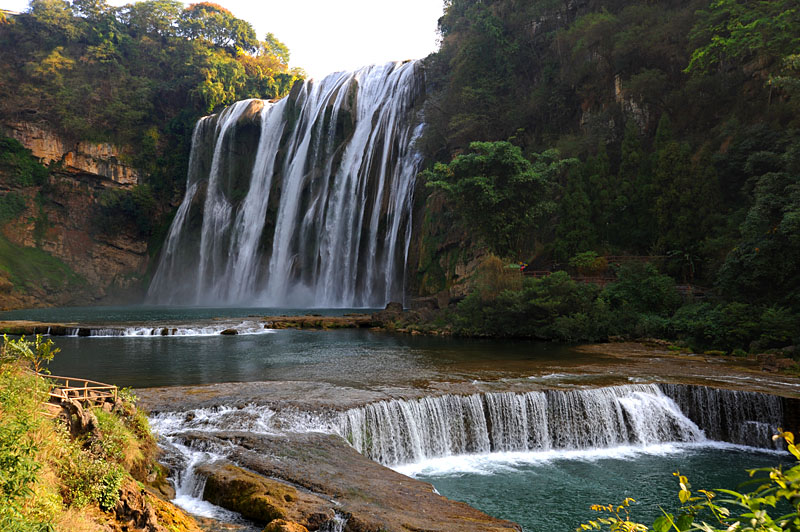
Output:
(220, 328), (239, 335)
(196, 461), (332, 528)
(384, 301), (404, 313)
(185, 431), (522, 532)
(263, 520), (309, 532)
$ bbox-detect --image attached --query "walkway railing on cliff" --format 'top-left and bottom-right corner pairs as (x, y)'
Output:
(38, 373), (118, 418)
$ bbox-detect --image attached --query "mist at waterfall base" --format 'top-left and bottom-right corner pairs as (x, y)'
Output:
(148, 61), (424, 308)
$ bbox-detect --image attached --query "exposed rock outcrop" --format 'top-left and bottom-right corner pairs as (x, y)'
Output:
(2, 122), (141, 187)
(186, 430), (522, 532)
(0, 121), (151, 309)
(197, 461), (333, 529)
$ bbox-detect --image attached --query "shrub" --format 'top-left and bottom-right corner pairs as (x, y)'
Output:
(602, 263), (681, 317)
(0, 137), (49, 187)
(94, 184), (157, 237)
(0, 192), (27, 223)
(580, 430), (800, 532)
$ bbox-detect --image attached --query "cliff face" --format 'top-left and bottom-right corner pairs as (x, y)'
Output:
(3, 122), (141, 187)
(0, 122), (150, 310)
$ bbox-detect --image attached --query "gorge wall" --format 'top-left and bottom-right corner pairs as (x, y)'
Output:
(0, 122), (149, 310)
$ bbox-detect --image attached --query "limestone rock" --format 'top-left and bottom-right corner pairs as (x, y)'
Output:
(263, 520), (309, 532)
(197, 461), (332, 527)
(2, 121), (141, 187)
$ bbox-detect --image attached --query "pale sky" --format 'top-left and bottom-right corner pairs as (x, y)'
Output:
(2, 0), (444, 79)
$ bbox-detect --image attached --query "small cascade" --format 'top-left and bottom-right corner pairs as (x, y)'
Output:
(336, 385), (705, 466)
(319, 513), (349, 532)
(148, 61), (425, 307)
(660, 384), (784, 449)
(44, 321), (273, 337)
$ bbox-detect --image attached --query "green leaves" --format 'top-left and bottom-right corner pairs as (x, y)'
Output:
(687, 0), (800, 74)
(1, 334), (59, 374)
(581, 432), (800, 532)
(425, 141), (574, 258)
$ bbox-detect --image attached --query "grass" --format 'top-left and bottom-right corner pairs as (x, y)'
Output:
(0, 335), (182, 531)
(0, 234), (86, 295)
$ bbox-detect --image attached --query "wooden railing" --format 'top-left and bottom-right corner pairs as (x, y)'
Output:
(37, 373), (118, 418)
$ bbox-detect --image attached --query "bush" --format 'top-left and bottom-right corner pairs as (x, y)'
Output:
(0, 137), (49, 187)
(602, 263), (681, 317)
(0, 356), (52, 531)
(581, 430), (800, 532)
(451, 271), (606, 340)
(0, 192), (27, 223)
(94, 185), (157, 237)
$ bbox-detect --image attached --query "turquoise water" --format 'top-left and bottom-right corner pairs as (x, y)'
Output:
(8, 306), (789, 531)
(404, 445), (785, 532)
(42, 327), (580, 388)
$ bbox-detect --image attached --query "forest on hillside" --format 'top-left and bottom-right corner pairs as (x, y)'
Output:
(0, 0), (303, 208)
(412, 0), (800, 350)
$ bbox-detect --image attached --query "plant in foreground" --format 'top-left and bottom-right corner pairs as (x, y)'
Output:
(579, 431), (800, 531)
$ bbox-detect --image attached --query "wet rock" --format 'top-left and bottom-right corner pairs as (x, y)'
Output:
(384, 301), (404, 313)
(146, 489), (203, 532)
(263, 520), (309, 532)
(186, 431), (522, 532)
(220, 328), (238, 335)
(197, 462), (332, 527)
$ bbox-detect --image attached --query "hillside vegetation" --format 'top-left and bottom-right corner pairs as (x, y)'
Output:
(414, 0), (800, 353)
(0, 334), (198, 532)
(0, 0), (303, 209)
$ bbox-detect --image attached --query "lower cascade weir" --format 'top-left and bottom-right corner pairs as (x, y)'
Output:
(334, 384), (786, 466)
(148, 61), (425, 307)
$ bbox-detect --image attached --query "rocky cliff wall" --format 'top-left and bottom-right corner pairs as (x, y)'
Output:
(2, 122), (141, 187)
(0, 122), (150, 310)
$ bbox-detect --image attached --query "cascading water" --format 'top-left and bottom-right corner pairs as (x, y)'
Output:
(334, 384), (784, 466)
(148, 61), (425, 307)
(149, 384), (786, 526)
(660, 384), (784, 448)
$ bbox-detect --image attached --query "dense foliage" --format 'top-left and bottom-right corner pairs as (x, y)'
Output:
(0, 335), (164, 531)
(419, 0), (800, 350)
(0, 0), (303, 208)
(424, 141), (574, 257)
(425, 258), (800, 353)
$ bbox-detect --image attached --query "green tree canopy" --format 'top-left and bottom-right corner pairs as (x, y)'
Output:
(178, 2), (258, 54)
(425, 141), (575, 257)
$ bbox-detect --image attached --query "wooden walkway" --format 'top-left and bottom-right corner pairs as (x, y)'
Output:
(39, 373), (118, 418)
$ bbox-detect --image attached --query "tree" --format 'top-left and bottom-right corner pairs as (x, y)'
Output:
(687, 0), (800, 74)
(262, 32), (289, 64)
(117, 0), (182, 39)
(1, 334), (60, 374)
(425, 141), (575, 257)
(178, 2), (258, 54)
(553, 168), (596, 261)
(717, 142), (800, 309)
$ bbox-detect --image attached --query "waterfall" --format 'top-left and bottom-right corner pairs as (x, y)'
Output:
(335, 384), (785, 466)
(148, 61), (425, 307)
(660, 384), (784, 448)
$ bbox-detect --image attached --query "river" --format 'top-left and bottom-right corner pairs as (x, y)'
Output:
(2, 305), (791, 531)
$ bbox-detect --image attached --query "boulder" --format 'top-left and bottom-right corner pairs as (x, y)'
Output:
(219, 328), (238, 335)
(384, 301), (404, 313)
(263, 520), (309, 532)
(197, 461), (332, 527)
